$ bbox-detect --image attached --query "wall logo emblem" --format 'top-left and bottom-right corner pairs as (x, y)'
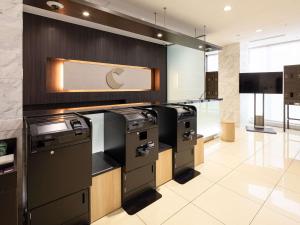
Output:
(106, 68), (124, 89)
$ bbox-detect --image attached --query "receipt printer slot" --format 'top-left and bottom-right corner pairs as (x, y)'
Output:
(70, 119), (82, 129)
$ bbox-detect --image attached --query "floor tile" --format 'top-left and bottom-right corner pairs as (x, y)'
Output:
(219, 138), (265, 158)
(195, 161), (232, 182)
(287, 160), (300, 176)
(285, 141), (300, 158)
(266, 187), (300, 222)
(206, 151), (247, 168)
(163, 204), (223, 225)
(251, 206), (300, 225)
(237, 156), (285, 185)
(204, 140), (229, 156)
(263, 141), (300, 160)
(165, 176), (213, 201)
(137, 186), (188, 225)
(279, 172), (300, 194)
(285, 130), (300, 142)
(193, 184), (261, 225)
(92, 209), (144, 225)
(219, 170), (275, 203)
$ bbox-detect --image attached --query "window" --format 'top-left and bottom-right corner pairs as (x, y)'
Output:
(206, 53), (219, 72)
(240, 40), (300, 126)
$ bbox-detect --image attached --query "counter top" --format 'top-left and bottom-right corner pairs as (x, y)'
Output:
(24, 102), (152, 118)
(92, 152), (120, 177)
(23, 99), (222, 118)
(168, 98), (223, 105)
(197, 134), (204, 139)
(92, 143), (172, 177)
(159, 142), (172, 152)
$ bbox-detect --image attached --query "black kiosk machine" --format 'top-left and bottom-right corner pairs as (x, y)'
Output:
(104, 108), (161, 215)
(24, 113), (92, 225)
(147, 104), (199, 184)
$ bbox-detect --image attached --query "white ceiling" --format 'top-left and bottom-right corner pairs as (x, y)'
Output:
(88, 0), (300, 46)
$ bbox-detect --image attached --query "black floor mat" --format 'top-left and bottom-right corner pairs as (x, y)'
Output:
(122, 189), (162, 215)
(174, 168), (200, 184)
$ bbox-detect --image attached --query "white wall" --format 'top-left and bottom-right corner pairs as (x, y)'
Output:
(167, 45), (205, 101)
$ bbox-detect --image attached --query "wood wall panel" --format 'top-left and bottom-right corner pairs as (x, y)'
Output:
(23, 13), (167, 109)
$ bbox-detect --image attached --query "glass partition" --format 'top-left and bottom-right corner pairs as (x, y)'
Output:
(181, 100), (221, 138)
(167, 45), (205, 101)
(85, 113), (104, 153)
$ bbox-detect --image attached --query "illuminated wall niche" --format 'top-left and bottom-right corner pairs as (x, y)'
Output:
(47, 58), (161, 92)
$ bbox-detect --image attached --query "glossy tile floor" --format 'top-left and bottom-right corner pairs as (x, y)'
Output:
(93, 128), (300, 225)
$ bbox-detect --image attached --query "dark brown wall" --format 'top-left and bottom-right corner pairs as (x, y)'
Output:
(205, 71), (218, 99)
(23, 13), (167, 109)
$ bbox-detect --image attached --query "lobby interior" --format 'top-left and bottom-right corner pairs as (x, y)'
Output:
(1, 1), (300, 225)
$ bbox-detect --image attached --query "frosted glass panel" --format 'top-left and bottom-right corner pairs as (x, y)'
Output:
(85, 113), (104, 153)
(167, 45), (205, 101)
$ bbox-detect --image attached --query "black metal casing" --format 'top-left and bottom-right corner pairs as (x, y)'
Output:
(104, 108), (159, 205)
(150, 104), (197, 178)
(0, 171), (17, 225)
(24, 113), (92, 225)
(0, 137), (17, 225)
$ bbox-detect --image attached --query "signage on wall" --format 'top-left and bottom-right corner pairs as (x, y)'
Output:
(61, 60), (152, 92)
(106, 68), (124, 89)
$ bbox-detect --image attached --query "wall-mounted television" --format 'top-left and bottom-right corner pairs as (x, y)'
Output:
(239, 72), (283, 94)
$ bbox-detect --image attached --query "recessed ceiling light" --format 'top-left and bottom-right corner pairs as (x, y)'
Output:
(198, 45), (203, 49)
(82, 11), (90, 17)
(256, 29), (263, 33)
(157, 33), (163, 38)
(224, 5), (232, 12)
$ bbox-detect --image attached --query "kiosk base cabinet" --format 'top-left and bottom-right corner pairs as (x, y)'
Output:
(90, 168), (121, 223)
(29, 189), (90, 225)
(195, 138), (204, 166)
(156, 149), (172, 187)
(0, 171), (17, 225)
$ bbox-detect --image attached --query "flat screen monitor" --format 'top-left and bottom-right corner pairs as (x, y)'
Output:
(239, 72), (283, 94)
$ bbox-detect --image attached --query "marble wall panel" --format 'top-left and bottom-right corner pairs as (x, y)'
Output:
(219, 43), (240, 126)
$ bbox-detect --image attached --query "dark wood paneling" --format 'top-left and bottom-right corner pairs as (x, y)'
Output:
(23, 0), (221, 52)
(205, 71), (218, 99)
(284, 65), (300, 104)
(23, 13), (167, 109)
